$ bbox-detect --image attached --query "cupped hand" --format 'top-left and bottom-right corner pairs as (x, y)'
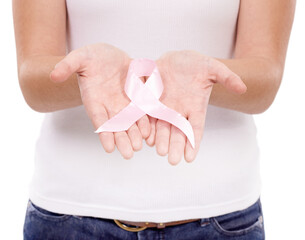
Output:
(50, 43), (150, 159)
(146, 50), (247, 165)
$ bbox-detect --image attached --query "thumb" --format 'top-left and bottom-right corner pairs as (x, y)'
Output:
(209, 58), (247, 94)
(50, 50), (86, 83)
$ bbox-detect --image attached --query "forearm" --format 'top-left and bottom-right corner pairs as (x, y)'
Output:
(18, 55), (82, 112)
(210, 57), (283, 114)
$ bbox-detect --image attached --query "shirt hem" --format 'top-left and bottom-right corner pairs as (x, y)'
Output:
(28, 186), (261, 222)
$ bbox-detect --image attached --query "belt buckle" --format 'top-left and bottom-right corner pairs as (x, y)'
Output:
(114, 219), (148, 232)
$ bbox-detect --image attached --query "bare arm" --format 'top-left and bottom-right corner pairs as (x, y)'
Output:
(13, 0), (81, 112)
(13, 0), (151, 158)
(150, 0), (296, 164)
(210, 0), (296, 114)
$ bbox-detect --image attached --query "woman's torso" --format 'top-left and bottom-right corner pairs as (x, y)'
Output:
(28, 0), (261, 222)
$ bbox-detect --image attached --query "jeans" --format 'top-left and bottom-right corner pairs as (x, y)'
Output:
(23, 198), (265, 240)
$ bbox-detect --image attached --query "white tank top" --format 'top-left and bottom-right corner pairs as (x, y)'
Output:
(28, 0), (261, 222)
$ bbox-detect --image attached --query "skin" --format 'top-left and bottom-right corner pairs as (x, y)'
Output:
(13, 0), (296, 164)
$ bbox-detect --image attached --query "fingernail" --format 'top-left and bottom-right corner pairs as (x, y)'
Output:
(186, 152), (195, 163)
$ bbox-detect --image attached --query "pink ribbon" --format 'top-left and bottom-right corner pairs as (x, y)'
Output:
(95, 58), (195, 148)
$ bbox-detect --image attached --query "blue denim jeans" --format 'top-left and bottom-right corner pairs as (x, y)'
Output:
(23, 198), (265, 240)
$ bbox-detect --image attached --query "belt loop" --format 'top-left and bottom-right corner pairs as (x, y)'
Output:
(157, 222), (165, 229)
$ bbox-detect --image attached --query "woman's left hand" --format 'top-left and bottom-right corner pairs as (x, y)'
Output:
(145, 50), (247, 165)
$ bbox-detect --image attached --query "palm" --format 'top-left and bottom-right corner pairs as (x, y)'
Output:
(157, 51), (213, 117)
(77, 44), (131, 127)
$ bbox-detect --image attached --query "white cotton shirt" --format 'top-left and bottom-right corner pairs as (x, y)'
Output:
(28, 0), (262, 222)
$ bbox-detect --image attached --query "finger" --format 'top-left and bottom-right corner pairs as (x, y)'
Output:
(127, 124), (143, 151)
(50, 49), (86, 83)
(209, 58), (247, 94)
(146, 116), (157, 146)
(155, 120), (171, 156)
(137, 115), (151, 139)
(168, 125), (186, 166)
(92, 106), (115, 153)
(184, 111), (206, 163)
(99, 132), (115, 153)
(114, 132), (134, 159)
(106, 108), (134, 158)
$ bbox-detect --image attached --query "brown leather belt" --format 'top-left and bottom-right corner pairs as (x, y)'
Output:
(114, 218), (201, 232)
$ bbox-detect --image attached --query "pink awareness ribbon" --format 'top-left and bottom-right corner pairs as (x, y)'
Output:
(95, 58), (195, 148)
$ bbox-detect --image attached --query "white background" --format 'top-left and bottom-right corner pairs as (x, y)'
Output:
(0, 1), (304, 239)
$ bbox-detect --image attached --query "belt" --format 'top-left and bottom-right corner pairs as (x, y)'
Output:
(113, 218), (201, 232)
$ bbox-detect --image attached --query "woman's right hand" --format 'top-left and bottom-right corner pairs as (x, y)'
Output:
(50, 43), (150, 159)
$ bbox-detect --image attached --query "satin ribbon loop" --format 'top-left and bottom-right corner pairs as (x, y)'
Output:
(95, 58), (195, 148)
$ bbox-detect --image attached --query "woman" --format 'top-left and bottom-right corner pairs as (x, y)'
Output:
(13, 0), (295, 239)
